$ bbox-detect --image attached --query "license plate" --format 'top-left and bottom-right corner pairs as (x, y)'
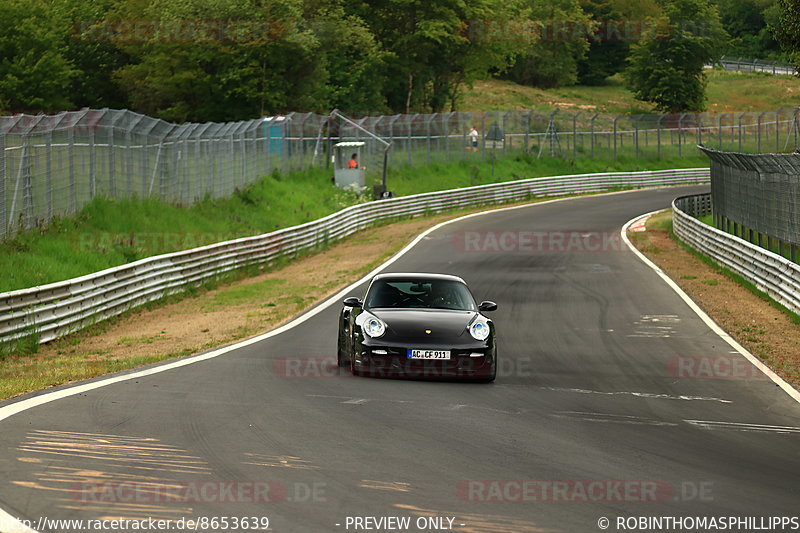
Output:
(407, 349), (451, 360)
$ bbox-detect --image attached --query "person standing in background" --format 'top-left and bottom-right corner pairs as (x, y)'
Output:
(468, 126), (479, 152)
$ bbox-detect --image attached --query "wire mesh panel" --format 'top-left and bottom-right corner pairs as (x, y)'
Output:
(702, 146), (800, 246)
(2, 106), (799, 239)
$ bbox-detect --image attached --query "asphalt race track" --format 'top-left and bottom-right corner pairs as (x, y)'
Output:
(1, 185), (799, 533)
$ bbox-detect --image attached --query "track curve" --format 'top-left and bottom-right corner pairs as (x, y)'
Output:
(1, 186), (799, 533)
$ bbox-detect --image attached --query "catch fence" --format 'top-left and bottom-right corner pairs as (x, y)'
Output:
(2, 107), (799, 239)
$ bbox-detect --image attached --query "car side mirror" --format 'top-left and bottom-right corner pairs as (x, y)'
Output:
(343, 297), (363, 308)
(479, 301), (497, 312)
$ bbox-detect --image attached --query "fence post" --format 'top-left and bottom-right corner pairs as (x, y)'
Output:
(590, 113), (598, 158)
(481, 113), (487, 161)
(525, 111), (532, 153)
(613, 115), (619, 159)
(46, 131), (53, 221)
(109, 116), (116, 197)
(427, 114), (433, 165)
(445, 112), (452, 162)
(89, 126), (96, 199)
(21, 140), (33, 230)
(656, 114), (663, 158)
(678, 113), (685, 157)
(696, 113), (702, 147)
(67, 127), (76, 214)
(738, 112), (745, 152)
(573, 112), (582, 159)
(757, 111), (766, 153)
(0, 132), (5, 239)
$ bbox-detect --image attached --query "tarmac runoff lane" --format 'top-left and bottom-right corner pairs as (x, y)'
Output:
(1, 185), (799, 533)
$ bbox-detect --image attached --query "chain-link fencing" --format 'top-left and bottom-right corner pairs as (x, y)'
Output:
(700, 146), (800, 262)
(2, 106), (799, 240)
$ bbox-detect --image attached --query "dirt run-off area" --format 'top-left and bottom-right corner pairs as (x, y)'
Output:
(629, 210), (800, 389)
(3, 200), (798, 400)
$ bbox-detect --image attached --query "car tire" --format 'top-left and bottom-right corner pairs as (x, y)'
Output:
(477, 356), (497, 383)
(350, 354), (363, 377)
(337, 327), (350, 368)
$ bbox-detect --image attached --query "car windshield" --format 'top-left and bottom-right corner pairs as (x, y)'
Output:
(365, 279), (476, 311)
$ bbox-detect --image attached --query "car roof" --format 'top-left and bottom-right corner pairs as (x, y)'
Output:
(371, 272), (467, 284)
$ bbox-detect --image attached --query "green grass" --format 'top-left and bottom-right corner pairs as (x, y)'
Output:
(0, 152), (708, 293)
(0, 168), (363, 292)
(461, 70), (800, 114)
(696, 213), (798, 263)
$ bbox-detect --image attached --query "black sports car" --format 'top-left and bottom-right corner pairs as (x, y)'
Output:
(337, 273), (498, 381)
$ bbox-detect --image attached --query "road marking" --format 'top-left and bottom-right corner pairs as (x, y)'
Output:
(539, 387), (732, 404)
(0, 189), (712, 533)
(342, 398), (370, 405)
(684, 420), (800, 435)
(552, 411), (679, 426)
(358, 480), (412, 493)
(621, 211), (800, 405)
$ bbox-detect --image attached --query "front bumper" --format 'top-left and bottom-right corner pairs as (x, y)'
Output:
(353, 340), (496, 379)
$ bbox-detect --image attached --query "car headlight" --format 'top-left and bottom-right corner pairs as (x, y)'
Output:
(362, 314), (386, 338)
(469, 319), (490, 341)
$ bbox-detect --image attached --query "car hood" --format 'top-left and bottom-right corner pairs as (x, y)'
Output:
(369, 308), (477, 340)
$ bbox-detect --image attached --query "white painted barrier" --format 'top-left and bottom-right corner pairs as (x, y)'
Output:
(673, 193), (800, 315)
(1, 168), (710, 345)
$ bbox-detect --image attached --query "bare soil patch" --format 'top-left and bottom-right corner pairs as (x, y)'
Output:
(0, 207), (505, 399)
(629, 211), (800, 388)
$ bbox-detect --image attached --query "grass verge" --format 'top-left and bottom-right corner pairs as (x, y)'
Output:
(630, 210), (800, 387)
(0, 152), (707, 293)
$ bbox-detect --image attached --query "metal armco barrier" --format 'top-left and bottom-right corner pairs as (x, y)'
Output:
(673, 193), (800, 315)
(1, 168), (709, 346)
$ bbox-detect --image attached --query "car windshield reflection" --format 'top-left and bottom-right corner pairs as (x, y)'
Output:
(365, 279), (476, 311)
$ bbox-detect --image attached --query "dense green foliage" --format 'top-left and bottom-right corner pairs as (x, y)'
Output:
(625, 0), (728, 112)
(773, 0), (800, 67)
(0, 0), (788, 118)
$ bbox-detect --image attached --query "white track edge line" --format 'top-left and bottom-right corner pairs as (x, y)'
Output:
(621, 210), (800, 405)
(0, 187), (689, 533)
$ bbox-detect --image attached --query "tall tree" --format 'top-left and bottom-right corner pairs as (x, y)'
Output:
(503, 0), (594, 89)
(624, 0), (728, 112)
(0, 0), (75, 112)
(772, 0), (800, 66)
(351, 0), (522, 113)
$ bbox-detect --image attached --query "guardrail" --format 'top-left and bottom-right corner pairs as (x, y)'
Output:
(1, 168), (709, 347)
(716, 57), (796, 76)
(673, 193), (800, 315)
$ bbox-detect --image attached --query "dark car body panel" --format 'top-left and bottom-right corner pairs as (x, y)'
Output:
(338, 273), (497, 381)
